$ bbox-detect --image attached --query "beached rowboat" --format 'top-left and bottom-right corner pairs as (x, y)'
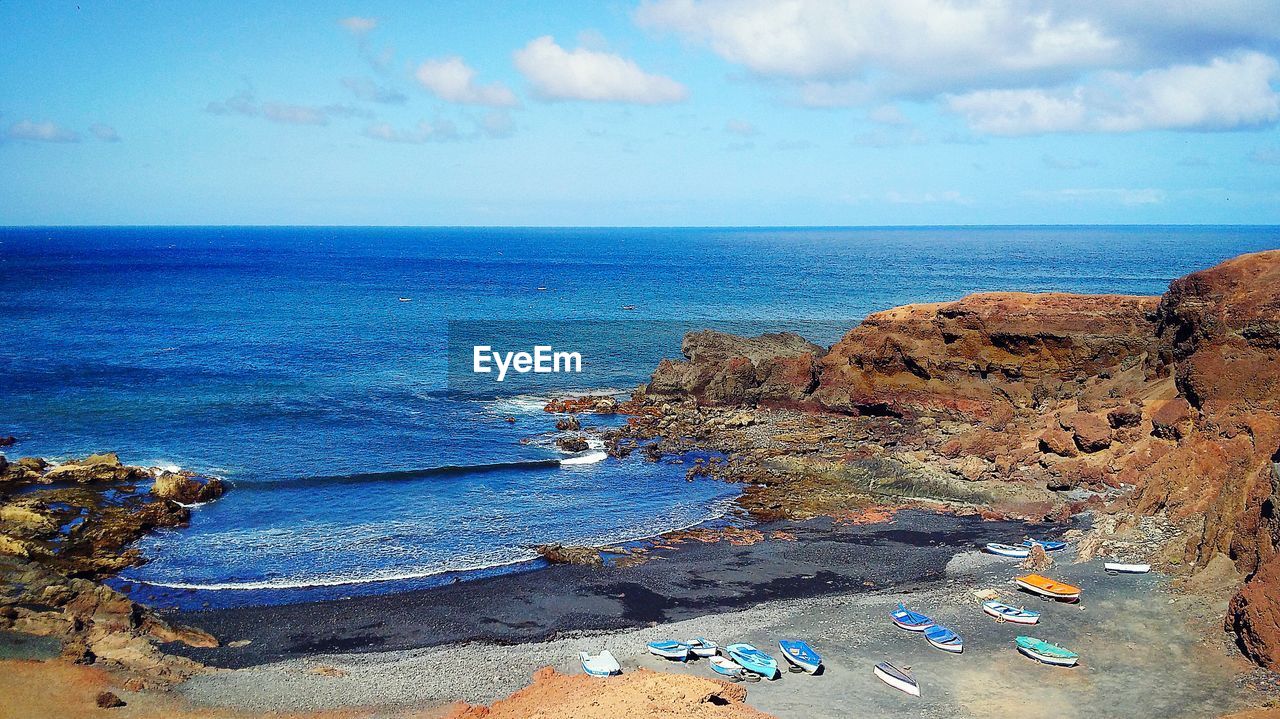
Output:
(982, 600), (1040, 625)
(778, 640), (822, 674)
(686, 637), (719, 657)
(923, 625), (964, 653)
(709, 655), (747, 681)
(1015, 636), (1078, 666)
(647, 640), (691, 661)
(725, 643), (780, 680)
(580, 650), (621, 677)
(1015, 574), (1081, 601)
(890, 603), (935, 631)
(1104, 562), (1151, 574)
(874, 662), (920, 697)
(1021, 539), (1067, 552)
(985, 542), (1030, 558)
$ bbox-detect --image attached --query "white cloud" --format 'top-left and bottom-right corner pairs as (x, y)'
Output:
(89, 123), (120, 142)
(636, 0), (1121, 93)
(513, 35), (689, 104)
(262, 103), (329, 125)
(1022, 187), (1166, 205)
(363, 119), (460, 144)
(342, 76), (407, 104)
(867, 104), (909, 125)
(724, 118), (757, 136)
(206, 91), (368, 126)
(7, 119), (81, 142)
(414, 57), (519, 107)
(947, 52), (1280, 134)
(338, 16), (378, 35)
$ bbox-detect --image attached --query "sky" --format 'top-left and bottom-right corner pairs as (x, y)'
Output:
(2, 0), (1280, 226)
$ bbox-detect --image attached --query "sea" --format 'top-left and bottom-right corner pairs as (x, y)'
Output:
(1, 226), (1274, 608)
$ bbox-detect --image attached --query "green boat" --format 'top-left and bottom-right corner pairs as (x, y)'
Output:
(1015, 636), (1078, 666)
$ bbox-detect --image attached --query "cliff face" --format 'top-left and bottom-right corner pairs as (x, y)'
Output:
(643, 249), (1280, 669)
(815, 292), (1162, 418)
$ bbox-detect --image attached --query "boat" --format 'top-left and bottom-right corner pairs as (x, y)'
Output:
(1015, 574), (1082, 602)
(778, 640), (822, 674)
(1104, 562), (1151, 574)
(537, 286), (548, 291)
(647, 640), (691, 661)
(580, 650), (621, 677)
(890, 603), (934, 631)
(725, 643), (780, 680)
(873, 662), (920, 697)
(981, 600), (1040, 625)
(397, 297), (412, 302)
(923, 625), (963, 653)
(708, 655), (747, 681)
(621, 304), (637, 311)
(985, 542), (1030, 558)
(1021, 539), (1067, 552)
(686, 637), (719, 658)
(1015, 636), (1079, 666)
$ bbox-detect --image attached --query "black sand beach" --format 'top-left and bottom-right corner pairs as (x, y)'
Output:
(167, 510), (1048, 668)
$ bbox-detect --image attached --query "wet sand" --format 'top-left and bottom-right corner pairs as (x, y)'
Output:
(179, 548), (1264, 719)
(166, 510), (1046, 668)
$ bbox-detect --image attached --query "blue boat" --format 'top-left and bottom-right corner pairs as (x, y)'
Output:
(778, 639), (822, 674)
(923, 624), (964, 653)
(708, 655), (746, 681)
(725, 643), (780, 680)
(890, 603), (934, 631)
(1022, 539), (1067, 552)
(647, 640), (691, 661)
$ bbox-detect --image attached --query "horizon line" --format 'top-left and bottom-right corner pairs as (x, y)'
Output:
(3, 223), (1279, 230)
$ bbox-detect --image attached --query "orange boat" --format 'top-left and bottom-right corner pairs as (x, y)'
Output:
(1015, 574), (1081, 602)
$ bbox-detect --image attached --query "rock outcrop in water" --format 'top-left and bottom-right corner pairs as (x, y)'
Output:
(0, 453), (225, 684)
(628, 249), (1280, 671)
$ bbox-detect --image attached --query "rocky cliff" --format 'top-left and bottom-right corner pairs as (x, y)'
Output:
(640, 249), (1280, 669)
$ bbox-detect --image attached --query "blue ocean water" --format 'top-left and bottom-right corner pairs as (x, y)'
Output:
(0, 226), (1275, 606)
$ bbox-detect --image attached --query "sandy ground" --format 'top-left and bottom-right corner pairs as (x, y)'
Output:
(178, 549), (1266, 719)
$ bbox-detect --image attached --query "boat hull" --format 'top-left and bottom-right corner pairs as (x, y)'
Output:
(709, 656), (744, 680)
(686, 638), (719, 658)
(985, 543), (1030, 558)
(725, 644), (780, 680)
(1104, 562), (1151, 574)
(647, 642), (690, 661)
(1015, 575), (1081, 601)
(581, 651), (621, 677)
(982, 601), (1040, 625)
(874, 663), (920, 697)
(1017, 646), (1079, 666)
(778, 641), (821, 674)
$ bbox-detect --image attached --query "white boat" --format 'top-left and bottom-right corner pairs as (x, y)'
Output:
(982, 600), (1040, 625)
(686, 637), (718, 658)
(778, 640), (822, 674)
(1015, 636), (1078, 667)
(985, 542), (1030, 558)
(1104, 562), (1151, 574)
(874, 662), (919, 697)
(708, 655), (746, 681)
(923, 625), (963, 653)
(890, 603), (934, 631)
(647, 640), (691, 660)
(580, 650), (621, 677)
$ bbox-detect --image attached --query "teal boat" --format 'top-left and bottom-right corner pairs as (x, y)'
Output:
(1015, 636), (1078, 666)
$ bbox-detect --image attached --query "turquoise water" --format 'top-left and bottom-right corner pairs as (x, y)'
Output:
(0, 225), (1274, 606)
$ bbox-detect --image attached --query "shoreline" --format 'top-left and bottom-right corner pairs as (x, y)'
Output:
(162, 509), (1046, 669)
(174, 546), (1273, 718)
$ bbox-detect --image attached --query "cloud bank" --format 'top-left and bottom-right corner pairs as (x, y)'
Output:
(415, 57), (519, 107)
(514, 35), (688, 104)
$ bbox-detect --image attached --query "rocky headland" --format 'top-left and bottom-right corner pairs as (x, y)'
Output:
(0, 452), (225, 687)
(595, 249), (1280, 672)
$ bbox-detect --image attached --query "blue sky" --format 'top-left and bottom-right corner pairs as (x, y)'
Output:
(2, 0), (1280, 226)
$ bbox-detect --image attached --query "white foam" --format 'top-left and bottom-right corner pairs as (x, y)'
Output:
(560, 451), (607, 465)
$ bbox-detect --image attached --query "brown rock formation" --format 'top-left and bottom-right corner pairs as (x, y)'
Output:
(629, 249), (1280, 671)
(535, 543), (603, 567)
(444, 667), (775, 719)
(647, 330), (826, 405)
(151, 471), (227, 504)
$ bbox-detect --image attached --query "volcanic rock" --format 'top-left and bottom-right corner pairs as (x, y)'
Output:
(648, 330), (825, 405)
(535, 543), (602, 567)
(95, 691), (125, 708)
(151, 472), (227, 504)
(555, 436), (590, 453)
